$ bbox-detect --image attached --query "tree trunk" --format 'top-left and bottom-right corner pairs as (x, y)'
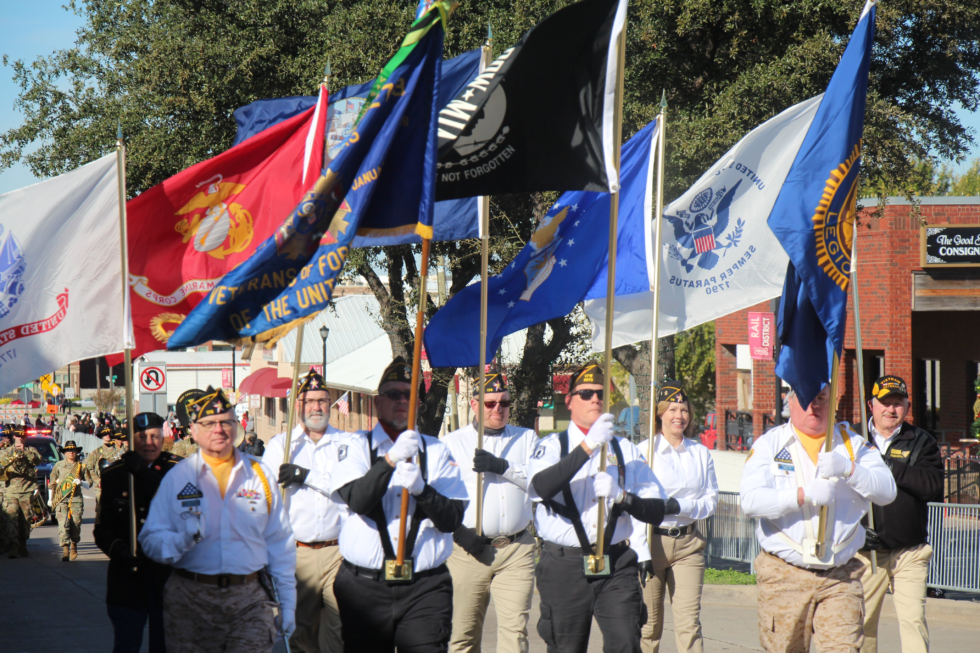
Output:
(612, 335), (676, 438)
(510, 317), (576, 429)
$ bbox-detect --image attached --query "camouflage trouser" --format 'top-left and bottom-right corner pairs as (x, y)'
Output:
(0, 492), (12, 553)
(163, 572), (278, 653)
(755, 551), (865, 653)
(56, 498), (83, 545)
(3, 491), (32, 548)
(93, 486), (102, 524)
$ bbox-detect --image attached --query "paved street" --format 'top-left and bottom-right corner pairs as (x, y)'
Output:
(2, 494), (980, 652)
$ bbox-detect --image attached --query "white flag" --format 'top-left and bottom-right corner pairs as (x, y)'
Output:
(0, 154), (126, 393)
(586, 95), (823, 348)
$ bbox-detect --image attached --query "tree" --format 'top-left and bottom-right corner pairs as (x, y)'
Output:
(6, 0), (980, 432)
(951, 159), (980, 196)
(674, 322), (715, 418)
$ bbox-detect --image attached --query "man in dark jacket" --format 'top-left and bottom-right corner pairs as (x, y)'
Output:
(94, 412), (181, 653)
(859, 375), (943, 653)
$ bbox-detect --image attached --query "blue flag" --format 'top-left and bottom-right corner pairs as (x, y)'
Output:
(231, 49), (481, 246)
(768, 2), (876, 408)
(423, 119), (658, 368)
(168, 9), (447, 348)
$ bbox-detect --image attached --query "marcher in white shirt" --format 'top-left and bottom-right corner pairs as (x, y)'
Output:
(262, 369), (350, 653)
(329, 357), (467, 653)
(636, 380), (718, 653)
(140, 386), (297, 653)
(741, 384), (896, 653)
(529, 362), (680, 653)
(442, 372), (538, 653)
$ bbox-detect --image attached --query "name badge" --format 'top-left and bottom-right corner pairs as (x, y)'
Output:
(770, 461), (794, 477)
(181, 499), (200, 507)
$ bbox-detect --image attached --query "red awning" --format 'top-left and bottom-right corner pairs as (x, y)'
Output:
(267, 378), (293, 398)
(239, 368), (277, 395)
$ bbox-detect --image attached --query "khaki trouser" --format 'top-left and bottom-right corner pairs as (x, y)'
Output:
(641, 530), (706, 653)
(756, 551), (866, 653)
(162, 573), (278, 653)
(292, 543), (343, 653)
(446, 530), (536, 653)
(858, 544), (932, 653)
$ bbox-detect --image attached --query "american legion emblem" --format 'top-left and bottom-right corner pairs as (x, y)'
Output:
(812, 143), (861, 292)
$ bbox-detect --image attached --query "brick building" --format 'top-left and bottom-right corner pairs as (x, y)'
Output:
(715, 197), (980, 448)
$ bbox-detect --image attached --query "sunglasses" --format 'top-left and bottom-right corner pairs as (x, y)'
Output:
(484, 400), (512, 409)
(570, 389), (603, 401)
(381, 390), (413, 402)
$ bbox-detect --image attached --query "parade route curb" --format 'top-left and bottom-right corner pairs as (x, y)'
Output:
(702, 584), (980, 622)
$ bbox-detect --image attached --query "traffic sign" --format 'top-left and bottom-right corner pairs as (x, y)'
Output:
(139, 366), (167, 393)
(65, 388), (76, 399)
(18, 388), (33, 404)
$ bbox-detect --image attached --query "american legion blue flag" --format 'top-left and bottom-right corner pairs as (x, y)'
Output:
(231, 50), (481, 246)
(168, 6), (448, 348)
(768, 0), (876, 408)
(423, 119), (658, 368)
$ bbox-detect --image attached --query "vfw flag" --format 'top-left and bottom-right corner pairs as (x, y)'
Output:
(584, 95), (823, 348)
(0, 154), (126, 393)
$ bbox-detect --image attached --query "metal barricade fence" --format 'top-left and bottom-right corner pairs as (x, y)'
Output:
(696, 492), (980, 593)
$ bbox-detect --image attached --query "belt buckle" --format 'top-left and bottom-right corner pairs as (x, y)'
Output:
(667, 527), (682, 538)
(490, 536), (511, 550)
(384, 558), (414, 584)
(217, 574), (231, 589)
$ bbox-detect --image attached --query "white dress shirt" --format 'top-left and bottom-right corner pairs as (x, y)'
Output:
(330, 424), (468, 572)
(740, 422), (897, 569)
(442, 423), (536, 537)
(637, 434), (719, 528)
(139, 449), (297, 613)
(868, 418), (901, 454)
(262, 424), (350, 544)
(527, 422), (658, 562)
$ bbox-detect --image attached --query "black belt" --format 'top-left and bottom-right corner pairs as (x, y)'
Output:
(542, 540), (629, 557)
(653, 525), (694, 538)
(481, 528), (528, 549)
(342, 560), (447, 583)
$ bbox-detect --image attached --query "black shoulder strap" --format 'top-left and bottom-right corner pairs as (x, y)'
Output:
(603, 437), (628, 551)
(366, 431), (429, 565)
(907, 425), (933, 467)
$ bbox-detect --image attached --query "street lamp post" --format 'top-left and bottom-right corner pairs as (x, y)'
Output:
(319, 325), (330, 386)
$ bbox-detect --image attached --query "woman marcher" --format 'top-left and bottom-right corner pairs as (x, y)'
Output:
(637, 380), (719, 653)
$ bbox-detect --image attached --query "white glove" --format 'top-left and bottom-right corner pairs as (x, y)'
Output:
(281, 607), (296, 639)
(803, 478), (838, 507)
(387, 430), (420, 464)
(583, 413), (615, 451)
(817, 451), (852, 479)
(392, 461), (425, 495)
(184, 511), (204, 544)
(73, 478), (82, 486)
(593, 471), (623, 503)
(47, 499), (53, 508)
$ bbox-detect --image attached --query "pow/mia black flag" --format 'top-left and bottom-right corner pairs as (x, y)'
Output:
(435, 0), (626, 200)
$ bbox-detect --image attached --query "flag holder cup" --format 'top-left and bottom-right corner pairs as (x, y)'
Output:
(584, 552), (611, 577)
(385, 558), (414, 583)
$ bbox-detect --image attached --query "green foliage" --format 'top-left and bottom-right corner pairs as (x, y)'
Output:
(674, 322), (715, 417)
(704, 567), (756, 585)
(951, 160), (980, 197)
(861, 159), (953, 199)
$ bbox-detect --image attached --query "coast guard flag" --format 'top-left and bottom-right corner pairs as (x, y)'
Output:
(584, 95), (822, 349)
(424, 119), (658, 368)
(770, 0), (876, 408)
(0, 155), (128, 393)
(168, 5), (448, 347)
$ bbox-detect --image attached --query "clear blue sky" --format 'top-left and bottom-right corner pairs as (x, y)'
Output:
(2, 1), (980, 195)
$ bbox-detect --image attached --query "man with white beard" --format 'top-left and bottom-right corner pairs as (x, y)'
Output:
(263, 369), (351, 653)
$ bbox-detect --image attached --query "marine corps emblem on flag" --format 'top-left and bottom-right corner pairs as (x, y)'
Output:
(812, 142), (861, 292)
(174, 175), (255, 260)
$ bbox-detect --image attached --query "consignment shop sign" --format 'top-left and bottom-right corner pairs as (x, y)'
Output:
(922, 225), (980, 267)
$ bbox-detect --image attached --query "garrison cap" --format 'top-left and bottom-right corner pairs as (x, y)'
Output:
(657, 379), (688, 404)
(872, 375), (908, 400)
(378, 357), (413, 390)
(176, 389), (205, 428)
(187, 386), (233, 423)
(297, 368), (327, 395)
(569, 361), (604, 391)
(480, 372), (507, 394)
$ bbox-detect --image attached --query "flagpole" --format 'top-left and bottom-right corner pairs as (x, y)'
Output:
(646, 92), (668, 546)
(115, 123), (137, 564)
(815, 350), (841, 558)
(593, 23), (627, 575)
(850, 227), (877, 574)
(474, 24), (492, 539)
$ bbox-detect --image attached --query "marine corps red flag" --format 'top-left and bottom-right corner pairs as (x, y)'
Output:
(116, 84), (328, 360)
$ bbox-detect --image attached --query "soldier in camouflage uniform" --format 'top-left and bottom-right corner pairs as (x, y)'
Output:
(170, 389), (204, 459)
(49, 440), (95, 561)
(86, 423), (125, 523)
(0, 434), (13, 555)
(1, 426), (41, 558)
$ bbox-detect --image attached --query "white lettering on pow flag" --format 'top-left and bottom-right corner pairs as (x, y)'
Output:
(586, 95), (823, 348)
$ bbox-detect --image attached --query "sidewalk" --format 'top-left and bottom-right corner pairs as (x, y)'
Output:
(3, 497), (980, 652)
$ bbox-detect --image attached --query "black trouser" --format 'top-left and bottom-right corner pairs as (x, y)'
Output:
(334, 562), (453, 653)
(536, 541), (645, 653)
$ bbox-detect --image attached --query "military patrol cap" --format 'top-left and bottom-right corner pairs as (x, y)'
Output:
(61, 440), (83, 453)
(872, 375), (908, 400)
(480, 372), (507, 394)
(569, 361), (604, 391)
(96, 424), (114, 438)
(133, 412), (165, 431)
(176, 389), (205, 428)
(378, 356), (413, 390)
(657, 379), (688, 404)
(297, 368), (327, 395)
(187, 386), (233, 423)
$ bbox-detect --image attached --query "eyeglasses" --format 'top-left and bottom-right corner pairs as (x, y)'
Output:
(301, 399), (331, 407)
(381, 390), (412, 402)
(197, 420), (237, 432)
(484, 400), (512, 409)
(570, 389), (603, 401)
